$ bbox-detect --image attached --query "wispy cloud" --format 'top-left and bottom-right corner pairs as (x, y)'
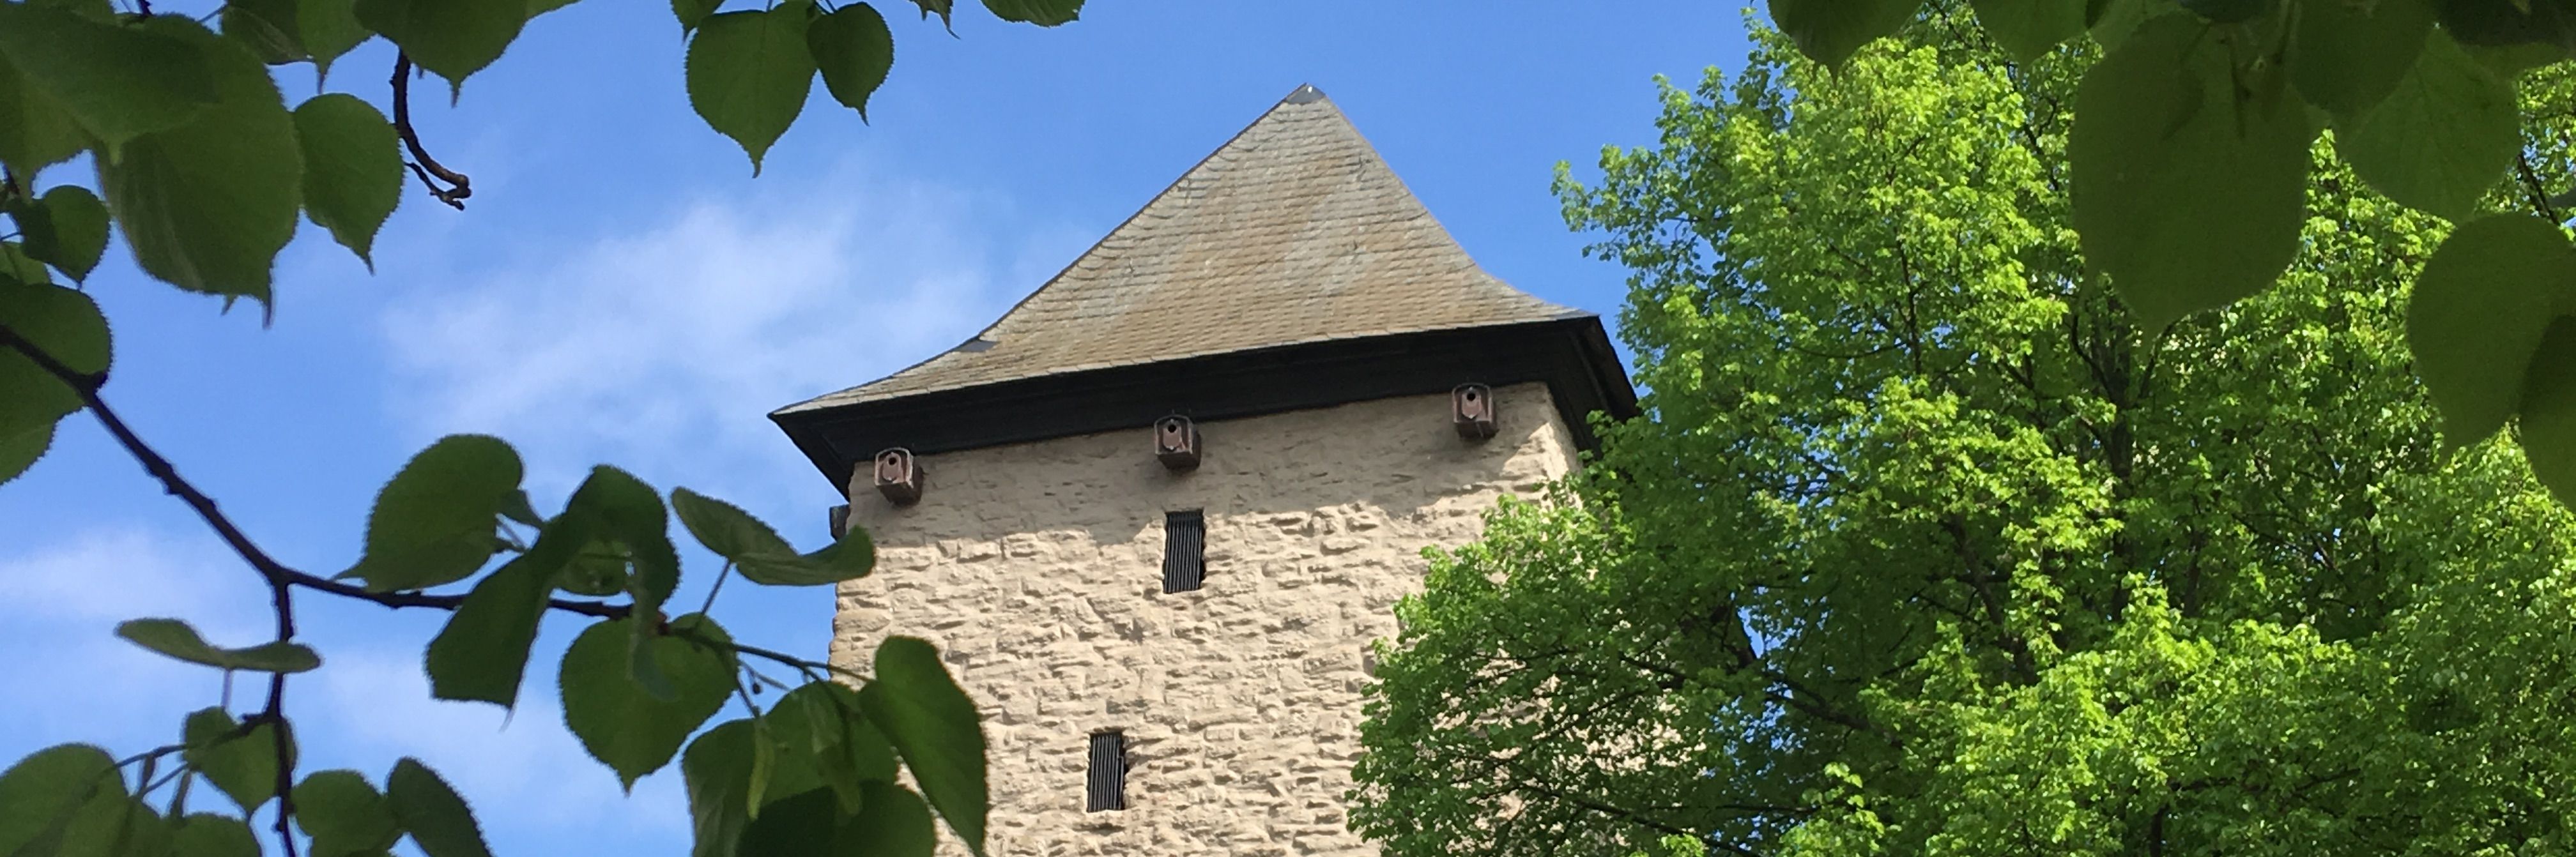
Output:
(376, 162), (1085, 515)
(0, 526), (268, 744)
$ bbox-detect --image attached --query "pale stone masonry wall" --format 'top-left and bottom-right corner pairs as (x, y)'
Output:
(833, 382), (1581, 857)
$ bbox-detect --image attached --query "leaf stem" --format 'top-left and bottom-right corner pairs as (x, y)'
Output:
(698, 560), (734, 616)
(390, 53), (471, 209)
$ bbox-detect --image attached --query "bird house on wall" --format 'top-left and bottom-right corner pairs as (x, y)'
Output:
(872, 448), (923, 505)
(1453, 384), (1497, 440)
(1155, 416), (1201, 471)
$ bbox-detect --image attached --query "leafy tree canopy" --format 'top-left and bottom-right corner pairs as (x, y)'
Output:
(1353, 15), (2576, 856)
(1771, 0), (2576, 503)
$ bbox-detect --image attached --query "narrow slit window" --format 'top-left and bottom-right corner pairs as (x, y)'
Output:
(1163, 510), (1206, 593)
(1087, 732), (1126, 812)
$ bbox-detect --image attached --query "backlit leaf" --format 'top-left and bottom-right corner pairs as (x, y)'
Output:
(293, 94), (402, 268)
(672, 487), (875, 586)
(0, 280), (109, 453)
(682, 720), (757, 857)
(181, 708), (294, 814)
(340, 435), (523, 593)
(673, 0), (722, 31)
(55, 793), (169, 857)
(979, 0), (1078, 25)
(353, 0), (528, 89)
(2337, 29), (2519, 222)
(560, 615), (735, 790)
(0, 422), (52, 487)
(12, 185), (111, 282)
(765, 681), (897, 814)
(291, 770), (400, 857)
(1970, 0), (2085, 59)
(386, 758), (492, 857)
(116, 618), (321, 672)
(222, 0), (309, 63)
(858, 637), (985, 854)
(2405, 215), (2576, 445)
(808, 3), (893, 120)
(0, 3), (217, 155)
(2070, 12), (2313, 329)
(1768, 0), (1919, 68)
(686, 7), (817, 174)
(0, 743), (118, 856)
(837, 782), (935, 857)
(171, 813), (260, 857)
(2520, 318), (2576, 506)
(0, 52), (89, 179)
(96, 19), (301, 304)
(298, 0), (372, 80)
(422, 531), (570, 708)
(2291, 0), (2434, 117)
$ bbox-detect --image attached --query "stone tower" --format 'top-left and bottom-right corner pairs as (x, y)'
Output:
(770, 84), (1636, 856)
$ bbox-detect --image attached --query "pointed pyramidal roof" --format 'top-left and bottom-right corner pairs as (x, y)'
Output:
(776, 84), (1583, 414)
(770, 85), (1636, 485)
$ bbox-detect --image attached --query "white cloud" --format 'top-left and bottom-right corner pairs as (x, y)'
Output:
(376, 163), (1084, 515)
(0, 526), (272, 744)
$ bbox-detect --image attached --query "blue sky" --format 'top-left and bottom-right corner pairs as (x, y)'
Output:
(0, 3), (1751, 853)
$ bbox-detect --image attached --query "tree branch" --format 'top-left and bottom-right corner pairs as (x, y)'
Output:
(390, 54), (471, 209)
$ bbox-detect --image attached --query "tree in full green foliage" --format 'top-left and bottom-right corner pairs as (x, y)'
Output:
(1351, 15), (2576, 856)
(1769, 0), (2576, 503)
(0, 0), (1080, 854)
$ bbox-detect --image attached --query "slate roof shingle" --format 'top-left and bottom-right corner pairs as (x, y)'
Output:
(772, 84), (1583, 416)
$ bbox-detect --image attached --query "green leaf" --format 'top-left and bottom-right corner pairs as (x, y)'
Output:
(732, 781), (935, 857)
(559, 615), (735, 790)
(222, 0), (309, 63)
(1969, 0), (2085, 59)
(340, 435), (524, 593)
(171, 813), (261, 857)
(116, 618), (321, 672)
(2085, 0), (2176, 49)
(2519, 317), (2576, 506)
(12, 185), (111, 282)
(2406, 216), (2576, 446)
(528, 0), (581, 18)
(808, 3), (893, 121)
(0, 280), (109, 459)
(0, 421), (53, 487)
(354, 0), (529, 89)
(96, 19), (301, 305)
(0, 51), (90, 180)
(55, 793), (170, 857)
(2069, 12), (2314, 329)
(2177, 0), (2271, 22)
(765, 681), (897, 814)
(857, 637), (985, 854)
(298, 0), (373, 80)
(672, 487), (875, 586)
(181, 708), (294, 814)
(422, 531), (569, 708)
(673, 0), (723, 33)
(2290, 0), (2434, 117)
(293, 94), (402, 268)
(0, 743), (118, 856)
(682, 720), (758, 857)
(291, 770), (400, 857)
(2336, 29), (2519, 222)
(838, 782), (935, 857)
(1768, 0), (1920, 68)
(565, 466), (679, 616)
(0, 3), (217, 156)
(686, 7), (818, 175)
(2434, 0), (2576, 47)
(979, 0), (1078, 25)
(385, 758), (491, 857)
(905, 0), (953, 29)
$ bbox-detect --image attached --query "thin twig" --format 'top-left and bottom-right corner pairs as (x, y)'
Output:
(264, 676), (296, 857)
(697, 561), (734, 616)
(390, 54), (470, 209)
